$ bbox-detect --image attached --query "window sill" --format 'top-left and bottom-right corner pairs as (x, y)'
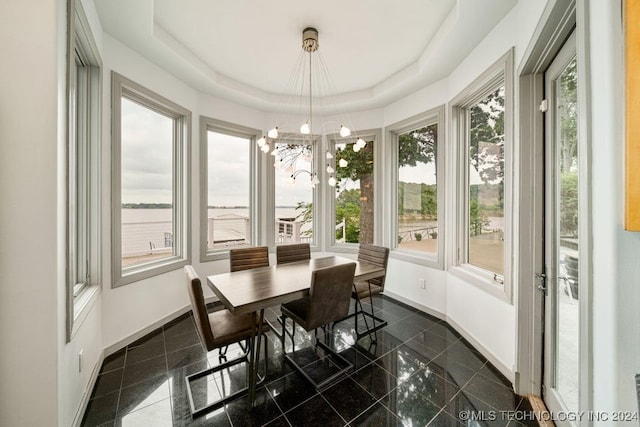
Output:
(390, 248), (442, 269)
(114, 256), (189, 287)
(448, 265), (511, 304)
(70, 284), (101, 340)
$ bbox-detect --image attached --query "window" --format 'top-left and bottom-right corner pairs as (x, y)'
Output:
(66, 0), (101, 339)
(272, 136), (317, 246)
(451, 49), (513, 298)
(112, 73), (190, 286)
(328, 129), (380, 249)
(388, 106), (444, 267)
(467, 87), (505, 275)
(200, 117), (260, 261)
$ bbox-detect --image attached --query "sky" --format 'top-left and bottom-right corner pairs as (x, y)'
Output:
(119, 99), (467, 206)
(121, 98), (173, 204)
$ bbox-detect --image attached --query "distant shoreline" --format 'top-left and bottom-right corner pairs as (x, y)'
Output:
(121, 204), (297, 209)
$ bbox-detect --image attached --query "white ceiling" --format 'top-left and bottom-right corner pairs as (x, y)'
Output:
(94, 0), (517, 113)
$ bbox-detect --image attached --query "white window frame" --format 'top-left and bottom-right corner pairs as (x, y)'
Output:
(66, 0), (102, 341)
(326, 128), (382, 253)
(111, 72), (191, 287)
(266, 133), (320, 251)
(387, 105), (445, 269)
(449, 48), (514, 302)
(200, 117), (261, 262)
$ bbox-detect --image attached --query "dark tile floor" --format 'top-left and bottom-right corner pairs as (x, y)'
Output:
(81, 296), (534, 426)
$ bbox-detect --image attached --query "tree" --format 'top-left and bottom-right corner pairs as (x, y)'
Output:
(333, 124), (438, 243)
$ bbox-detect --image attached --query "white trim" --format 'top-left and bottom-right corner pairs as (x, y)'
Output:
(326, 128), (382, 252)
(72, 350), (104, 427)
(386, 105), (445, 269)
(384, 290), (515, 385)
(449, 48), (515, 303)
(111, 72), (192, 287)
(199, 116), (262, 262)
(514, 0), (578, 398)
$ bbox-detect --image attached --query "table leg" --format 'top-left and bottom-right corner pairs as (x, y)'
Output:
(247, 309), (265, 408)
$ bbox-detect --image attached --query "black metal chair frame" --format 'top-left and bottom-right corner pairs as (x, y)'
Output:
(185, 335), (268, 418)
(347, 282), (388, 342)
(280, 318), (353, 390)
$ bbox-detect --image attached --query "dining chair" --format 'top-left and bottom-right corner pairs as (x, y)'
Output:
(229, 246), (269, 272)
(276, 243), (310, 264)
(276, 243), (311, 346)
(280, 262), (356, 389)
(183, 265), (269, 418)
(350, 243), (390, 342)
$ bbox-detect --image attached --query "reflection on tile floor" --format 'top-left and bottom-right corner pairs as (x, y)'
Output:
(82, 296), (529, 426)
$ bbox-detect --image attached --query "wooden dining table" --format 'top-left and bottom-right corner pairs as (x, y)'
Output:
(206, 255), (386, 407)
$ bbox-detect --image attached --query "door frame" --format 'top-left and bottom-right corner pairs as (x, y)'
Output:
(543, 31), (578, 419)
(515, 0), (593, 418)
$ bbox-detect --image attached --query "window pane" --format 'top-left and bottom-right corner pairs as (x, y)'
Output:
(273, 141), (313, 244)
(120, 97), (174, 267)
(207, 131), (251, 248)
(397, 124), (438, 253)
(334, 139), (374, 244)
(468, 87), (505, 275)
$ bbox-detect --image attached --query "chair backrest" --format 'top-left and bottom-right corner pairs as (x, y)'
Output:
(276, 243), (311, 265)
(229, 246), (269, 272)
(357, 244), (390, 289)
(184, 265), (216, 351)
(306, 262), (356, 330)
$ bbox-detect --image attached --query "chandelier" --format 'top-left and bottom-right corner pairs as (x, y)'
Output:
(256, 27), (367, 188)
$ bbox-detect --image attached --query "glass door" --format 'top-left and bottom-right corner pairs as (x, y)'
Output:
(543, 31), (579, 423)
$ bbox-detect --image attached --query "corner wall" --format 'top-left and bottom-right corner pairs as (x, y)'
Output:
(0, 0), (63, 425)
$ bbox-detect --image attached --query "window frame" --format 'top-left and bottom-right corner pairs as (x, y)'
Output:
(111, 72), (191, 287)
(66, 0), (102, 341)
(387, 105), (445, 269)
(449, 48), (514, 302)
(326, 128), (382, 253)
(199, 116), (261, 262)
(266, 132), (320, 251)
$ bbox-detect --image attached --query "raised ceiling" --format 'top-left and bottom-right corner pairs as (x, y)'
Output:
(94, 0), (517, 113)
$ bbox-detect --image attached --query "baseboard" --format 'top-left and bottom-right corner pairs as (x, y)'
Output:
(382, 291), (515, 386)
(444, 316), (515, 385)
(71, 350), (104, 427)
(382, 291), (445, 321)
(104, 301), (201, 358)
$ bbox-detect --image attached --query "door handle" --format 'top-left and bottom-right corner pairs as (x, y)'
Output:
(535, 273), (547, 295)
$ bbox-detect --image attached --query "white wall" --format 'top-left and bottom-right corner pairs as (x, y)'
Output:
(586, 0), (640, 419)
(379, 1), (547, 378)
(0, 0), (63, 425)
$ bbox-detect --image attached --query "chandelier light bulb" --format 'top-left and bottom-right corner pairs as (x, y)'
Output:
(338, 158), (348, 168)
(356, 138), (366, 148)
(312, 175), (320, 185)
(288, 176), (296, 185)
(261, 144), (270, 153)
(300, 122), (310, 134)
(339, 125), (351, 137)
(328, 176), (337, 187)
(352, 144), (361, 153)
(270, 147), (278, 156)
(326, 151), (334, 159)
(268, 127), (279, 139)
(257, 136), (266, 147)
(326, 165), (334, 174)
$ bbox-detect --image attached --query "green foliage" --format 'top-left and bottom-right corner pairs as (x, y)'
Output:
(295, 201), (313, 236)
(469, 197), (491, 237)
(397, 182), (437, 219)
(335, 189), (361, 243)
(560, 172), (579, 237)
(469, 87), (505, 205)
